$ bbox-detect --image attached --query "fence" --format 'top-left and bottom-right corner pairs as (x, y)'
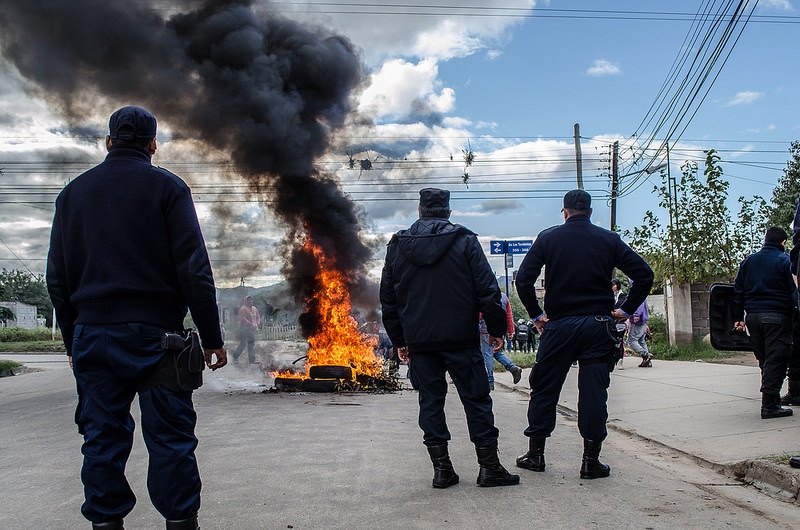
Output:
(261, 324), (300, 341)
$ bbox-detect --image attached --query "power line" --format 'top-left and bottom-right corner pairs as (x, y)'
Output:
(259, 2), (798, 23)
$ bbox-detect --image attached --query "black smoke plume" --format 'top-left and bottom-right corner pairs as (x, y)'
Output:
(0, 0), (371, 337)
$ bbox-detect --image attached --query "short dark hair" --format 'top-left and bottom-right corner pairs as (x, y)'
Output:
(765, 226), (788, 245)
(419, 206), (451, 219)
(110, 136), (153, 151)
(611, 279), (622, 290)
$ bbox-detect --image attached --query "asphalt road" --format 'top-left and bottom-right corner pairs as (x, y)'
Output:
(1, 359), (799, 529)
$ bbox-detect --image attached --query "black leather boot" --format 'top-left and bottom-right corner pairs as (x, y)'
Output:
(475, 444), (520, 487)
(761, 393), (793, 419)
(166, 514), (199, 530)
(427, 444), (459, 488)
(516, 437), (546, 472)
(92, 522), (124, 530)
(580, 439), (610, 479)
(780, 379), (800, 406)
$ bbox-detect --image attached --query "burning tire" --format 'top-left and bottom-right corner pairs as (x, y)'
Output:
(302, 378), (341, 393)
(308, 365), (353, 381)
(274, 377), (304, 391)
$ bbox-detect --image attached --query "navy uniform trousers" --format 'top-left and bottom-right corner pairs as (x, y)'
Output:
(409, 346), (499, 447)
(745, 312), (792, 395)
(71, 323), (201, 524)
(525, 315), (613, 442)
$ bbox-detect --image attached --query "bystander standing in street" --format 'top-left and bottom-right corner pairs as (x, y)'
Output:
(232, 295), (260, 364)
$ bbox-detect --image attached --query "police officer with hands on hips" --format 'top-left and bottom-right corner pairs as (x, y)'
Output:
(380, 188), (519, 489)
(47, 106), (226, 530)
(514, 189), (653, 479)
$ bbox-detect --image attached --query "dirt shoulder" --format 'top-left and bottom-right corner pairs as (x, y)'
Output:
(707, 352), (759, 367)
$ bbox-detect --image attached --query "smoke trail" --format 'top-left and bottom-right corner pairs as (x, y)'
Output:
(0, 0), (371, 335)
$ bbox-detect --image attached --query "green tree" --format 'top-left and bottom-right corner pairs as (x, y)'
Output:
(506, 286), (530, 322)
(626, 150), (764, 286)
(764, 140), (800, 236)
(0, 306), (15, 324)
(0, 269), (53, 325)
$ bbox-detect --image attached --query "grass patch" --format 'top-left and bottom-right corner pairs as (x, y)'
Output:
(0, 327), (61, 342)
(0, 340), (66, 353)
(0, 327), (65, 352)
(0, 359), (23, 371)
(495, 352), (536, 370)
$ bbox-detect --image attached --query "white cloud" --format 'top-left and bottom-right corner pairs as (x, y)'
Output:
(282, 0), (535, 64)
(357, 58), (455, 119)
(726, 91), (764, 106)
(759, 0), (794, 11)
(587, 59), (621, 77)
(730, 144), (755, 159)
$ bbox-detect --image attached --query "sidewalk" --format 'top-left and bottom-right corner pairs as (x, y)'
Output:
(494, 357), (800, 503)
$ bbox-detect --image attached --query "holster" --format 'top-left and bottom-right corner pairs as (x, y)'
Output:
(137, 330), (204, 393)
(578, 317), (625, 372)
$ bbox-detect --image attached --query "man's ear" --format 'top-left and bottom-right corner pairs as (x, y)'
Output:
(105, 135), (113, 152)
(147, 138), (158, 155)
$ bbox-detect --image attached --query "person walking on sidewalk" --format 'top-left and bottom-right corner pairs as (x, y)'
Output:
(380, 188), (519, 489)
(514, 189), (653, 480)
(627, 299), (653, 367)
(480, 292), (523, 390)
(732, 226), (797, 419)
(46, 106), (226, 530)
(611, 279), (628, 370)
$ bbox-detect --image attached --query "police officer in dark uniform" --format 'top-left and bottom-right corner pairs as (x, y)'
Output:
(514, 189), (653, 479)
(47, 106), (227, 529)
(380, 188), (519, 489)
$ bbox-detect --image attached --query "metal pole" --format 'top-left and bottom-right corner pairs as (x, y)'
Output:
(574, 123), (583, 189)
(504, 241), (510, 295)
(665, 143), (676, 275)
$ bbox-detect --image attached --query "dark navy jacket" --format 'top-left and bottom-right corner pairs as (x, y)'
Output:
(379, 217), (506, 353)
(46, 145), (223, 354)
(515, 215), (653, 320)
(732, 242), (797, 319)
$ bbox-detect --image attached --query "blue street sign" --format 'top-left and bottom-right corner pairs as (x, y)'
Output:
(507, 240), (533, 254)
(490, 240), (506, 255)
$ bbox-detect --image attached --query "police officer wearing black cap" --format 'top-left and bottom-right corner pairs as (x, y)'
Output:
(47, 106), (227, 530)
(380, 188), (519, 489)
(514, 189), (653, 479)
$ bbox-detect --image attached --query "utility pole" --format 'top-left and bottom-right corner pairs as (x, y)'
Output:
(665, 143), (678, 272)
(609, 141), (619, 231)
(574, 123), (583, 189)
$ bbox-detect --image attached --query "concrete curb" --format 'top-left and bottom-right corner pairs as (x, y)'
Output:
(495, 377), (800, 505)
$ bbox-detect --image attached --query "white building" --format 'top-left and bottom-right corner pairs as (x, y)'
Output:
(0, 301), (39, 329)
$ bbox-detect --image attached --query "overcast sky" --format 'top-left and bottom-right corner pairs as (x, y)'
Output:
(0, 0), (797, 288)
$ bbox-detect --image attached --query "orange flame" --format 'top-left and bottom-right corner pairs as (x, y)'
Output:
(272, 238), (381, 380)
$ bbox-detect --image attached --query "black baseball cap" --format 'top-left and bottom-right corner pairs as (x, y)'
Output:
(563, 189), (592, 210)
(109, 106), (157, 141)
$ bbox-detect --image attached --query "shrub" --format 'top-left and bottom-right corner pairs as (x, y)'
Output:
(0, 327), (61, 342)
